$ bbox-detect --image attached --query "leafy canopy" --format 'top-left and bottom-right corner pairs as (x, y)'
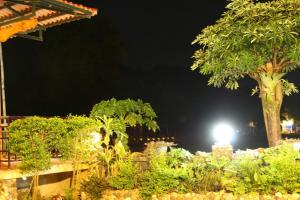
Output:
(63, 115), (101, 161)
(192, 0), (300, 92)
(8, 117), (52, 173)
(90, 98), (159, 147)
(8, 116), (101, 172)
(90, 98), (159, 131)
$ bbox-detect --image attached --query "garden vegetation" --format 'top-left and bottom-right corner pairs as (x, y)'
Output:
(6, 98), (300, 200)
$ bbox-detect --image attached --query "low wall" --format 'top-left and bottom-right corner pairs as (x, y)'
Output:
(0, 159), (89, 199)
(0, 179), (17, 200)
(0, 172), (72, 200)
(97, 190), (300, 200)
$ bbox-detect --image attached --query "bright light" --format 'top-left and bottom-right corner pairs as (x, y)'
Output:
(90, 131), (101, 144)
(282, 119), (294, 126)
(22, 177), (27, 181)
(213, 123), (234, 145)
(294, 142), (300, 151)
(281, 119), (294, 133)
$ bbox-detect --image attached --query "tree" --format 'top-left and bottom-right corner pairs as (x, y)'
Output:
(90, 98), (159, 176)
(9, 117), (52, 200)
(191, 0), (300, 146)
(9, 116), (102, 199)
(63, 115), (101, 198)
(90, 98), (159, 148)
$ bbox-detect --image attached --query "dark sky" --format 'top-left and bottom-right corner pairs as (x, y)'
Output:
(2, 0), (300, 152)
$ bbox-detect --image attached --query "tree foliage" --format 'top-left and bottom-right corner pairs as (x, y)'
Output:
(90, 98), (159, 130)
(192, 0), (300, 91)
(9, 117), (52, 173)
(8, 116), (101, 171)
(90, 98), (159, 147)
(8, 116), (101, 199)
(192, 0), (300, 146)
(63, 115), (101, 160)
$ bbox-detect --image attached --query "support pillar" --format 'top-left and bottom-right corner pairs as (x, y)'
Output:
(0, 43), (7, 166)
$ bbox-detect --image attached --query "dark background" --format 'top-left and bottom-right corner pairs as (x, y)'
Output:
(2, 0), (300, 152)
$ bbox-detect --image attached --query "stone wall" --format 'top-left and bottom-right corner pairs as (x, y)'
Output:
(0, 172), (72, 200)
(0, 179), (17, 200)
(95, 190), (300, 200)
(16, 171), (72, 198)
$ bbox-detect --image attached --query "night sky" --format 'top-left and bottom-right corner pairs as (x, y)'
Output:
(2, 0), (300, 152)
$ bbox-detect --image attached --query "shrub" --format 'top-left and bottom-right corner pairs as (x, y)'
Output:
(109, 157), (139, 190)
(262, 143), (300, 193)
(223, 143), (300, 194)
(63, 188), (75, 200)
(222, 153), (266, 194)
(166, 148), (193, 168)
(190, 155), (229, 192)
(80, 175), (108, 200)
(8, 117), (52, 173)
(139, 152), (191, 200)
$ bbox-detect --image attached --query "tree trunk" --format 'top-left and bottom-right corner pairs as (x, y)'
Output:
(261, 99), (282, 146)
(259, 73), (283, 147)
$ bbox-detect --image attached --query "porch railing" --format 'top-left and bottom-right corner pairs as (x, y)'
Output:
(0, 116), (26, 169)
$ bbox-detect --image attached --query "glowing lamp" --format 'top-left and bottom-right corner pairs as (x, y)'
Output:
(294, 142), (300, 151)
(281, 119), (294, 133)
(213, 123), (234, 145)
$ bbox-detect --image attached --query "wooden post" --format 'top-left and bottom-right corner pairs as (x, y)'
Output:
(0, 42), (3, 164)
(0, 43), (7, 167)
(0, 43), (7, 120)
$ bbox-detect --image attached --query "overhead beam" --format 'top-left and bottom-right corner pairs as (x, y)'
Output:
(16, 28), (43, 41)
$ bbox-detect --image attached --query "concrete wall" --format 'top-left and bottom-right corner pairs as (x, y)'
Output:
(16, 171), (72, 198)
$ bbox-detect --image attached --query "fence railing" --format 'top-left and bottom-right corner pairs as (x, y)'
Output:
(0, 116), (26, 169)
(0, 117), (177, 169)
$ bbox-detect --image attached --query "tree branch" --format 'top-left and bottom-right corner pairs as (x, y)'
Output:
(249, 72), (259, 82)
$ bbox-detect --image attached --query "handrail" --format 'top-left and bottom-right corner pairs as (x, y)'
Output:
(0, 115), (26, 169)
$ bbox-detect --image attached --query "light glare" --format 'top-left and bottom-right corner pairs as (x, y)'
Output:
(213, 123), (234, 145)
(90, 131), (101, 144)
(294, 142), (300, 151)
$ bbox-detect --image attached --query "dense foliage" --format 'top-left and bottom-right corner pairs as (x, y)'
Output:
(79, 142), (300, 200)
(9, 117), (53, 173)
(108, 157), (139, 190)
(223, 144), (300, 194)
(192, 0), (300, 90)
(192, 0), (300, 146)
(7, 99), (300, 200)
(8, 99), (159, 199)
(90, 98), (158, 131)
(8, 116), (100, 169)
(139, 151), (192, 200)
(8, 115), (100, 200)
(90, 98), (159, 148)
(80, 175), (108, 199)
(8, 116), (68, 200)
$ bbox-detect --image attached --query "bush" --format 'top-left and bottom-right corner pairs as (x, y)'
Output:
(80, 175), (108, 200)
(223, 143), (300, 194)
(8, 117), (52, 173)
(109, 157), (139, 190)
(63, 188), (75, 200)
(190, 155), (229, 192)
(139, 152), (192, 200)
(262, 143), (300, 193)
(166, 148), (193, 168)
(222, 153), (266, 194)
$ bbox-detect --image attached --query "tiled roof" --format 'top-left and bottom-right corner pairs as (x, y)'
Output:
(0, 0), (97, 34)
